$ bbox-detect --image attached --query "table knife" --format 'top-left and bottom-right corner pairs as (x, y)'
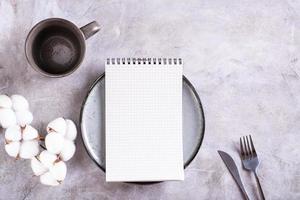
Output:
(218, 150), (250, 200)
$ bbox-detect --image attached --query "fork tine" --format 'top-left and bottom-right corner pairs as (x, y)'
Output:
(249, 135), (257, 156)
(242, 136), (248, 157)
(240, 137), (245, 158)
(246, 135), (252, 158)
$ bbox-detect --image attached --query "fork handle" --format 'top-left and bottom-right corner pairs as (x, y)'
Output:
(254, 171), (265, 200)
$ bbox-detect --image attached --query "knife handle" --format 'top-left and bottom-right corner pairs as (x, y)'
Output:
(240, 187), (250, 200)
(234, 175), (250, 200)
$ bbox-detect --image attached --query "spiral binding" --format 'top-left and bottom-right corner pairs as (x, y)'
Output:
(106, 58), (182, 65)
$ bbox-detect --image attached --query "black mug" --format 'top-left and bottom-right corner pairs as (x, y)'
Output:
(25, 18), (100, 77)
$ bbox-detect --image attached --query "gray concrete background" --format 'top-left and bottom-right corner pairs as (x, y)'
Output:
(0, 0), (299, 199)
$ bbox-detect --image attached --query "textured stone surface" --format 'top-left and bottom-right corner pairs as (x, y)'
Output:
(0, 0), (300, 199)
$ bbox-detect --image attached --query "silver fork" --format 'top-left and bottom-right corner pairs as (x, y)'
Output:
(240, 135), (265, 200)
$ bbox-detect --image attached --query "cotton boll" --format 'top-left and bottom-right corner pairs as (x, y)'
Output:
(5, 141), (20, 158)
(19, 140), (39, 159)
(40, 172), (60, 186)
(11, 95), (29, 111)
(39, 150), (57, 168)
(5, 125), (21, 141)
(0, 108), (17, 128)
(47, 118), (66, 135)
(22, 125), (39, 141)
(45, 132), (64, 154)
(0, 95), (12, 108)
(31, 157), (48, 176)
(15, 110), (33, 127)
(49, 161), (67, 181)
(59, 139), (76, 161)
(65, 120), (77, 141)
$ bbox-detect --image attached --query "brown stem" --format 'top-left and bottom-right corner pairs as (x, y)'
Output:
(47, 128), (57, 133)
(20, 125), (26, 133)
(5, 139), (12, 144)
(37, 134), (44, 141)
(54, 156), (61, 163)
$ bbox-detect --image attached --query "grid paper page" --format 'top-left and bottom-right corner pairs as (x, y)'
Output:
(105, 59), (184, 182)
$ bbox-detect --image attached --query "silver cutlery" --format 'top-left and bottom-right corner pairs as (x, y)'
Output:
(218, 150), (250, 200)
(240, 135), (265, 200)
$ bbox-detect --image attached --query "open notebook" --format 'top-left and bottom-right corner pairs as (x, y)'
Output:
(105, 58), (184, 182)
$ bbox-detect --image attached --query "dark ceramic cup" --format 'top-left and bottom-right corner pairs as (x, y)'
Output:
(25, 18), (100, 77)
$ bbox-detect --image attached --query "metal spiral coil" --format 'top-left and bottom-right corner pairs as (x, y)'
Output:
(106, 58), (182, 65)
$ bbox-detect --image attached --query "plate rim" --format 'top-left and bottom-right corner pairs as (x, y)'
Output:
(80, 73), (206, 173)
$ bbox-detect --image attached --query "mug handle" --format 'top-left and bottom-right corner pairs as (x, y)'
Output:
(80, 21), (101, 40)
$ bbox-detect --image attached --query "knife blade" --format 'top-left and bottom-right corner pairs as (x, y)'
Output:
(218, 150), (250, 200)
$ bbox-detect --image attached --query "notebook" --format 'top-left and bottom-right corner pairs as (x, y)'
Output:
(105, 58), (184, 182)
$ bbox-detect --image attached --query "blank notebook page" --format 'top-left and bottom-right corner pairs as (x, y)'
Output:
(105, 58), (184, 182)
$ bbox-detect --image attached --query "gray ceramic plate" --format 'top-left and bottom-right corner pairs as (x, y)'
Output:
(80, 74), (205, 172)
